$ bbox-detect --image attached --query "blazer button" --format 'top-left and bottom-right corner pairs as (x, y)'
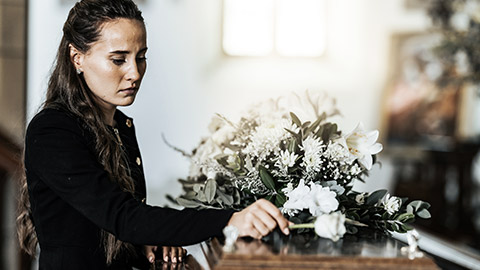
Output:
(126, 119), (132, 128)
(136, 157), (141, 166)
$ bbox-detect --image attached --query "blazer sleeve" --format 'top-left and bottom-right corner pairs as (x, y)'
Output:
(25, 110), (234, 246)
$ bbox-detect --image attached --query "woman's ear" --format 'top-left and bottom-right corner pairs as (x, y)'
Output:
(69, 44), (84, 72)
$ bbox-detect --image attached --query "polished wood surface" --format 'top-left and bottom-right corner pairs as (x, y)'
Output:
(202, 230), (439, 270)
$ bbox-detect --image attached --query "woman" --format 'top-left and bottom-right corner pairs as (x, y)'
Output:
(17, 0), (290, 269)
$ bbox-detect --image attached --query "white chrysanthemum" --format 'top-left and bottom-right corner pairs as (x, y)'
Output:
(275, 150), (298, 174)
(323, 137), (350, 162)
(380, 193), (401, 215)
(300, 136), (324, 174)
(345, 122), (383, 170)
(244, 118), (295, 160)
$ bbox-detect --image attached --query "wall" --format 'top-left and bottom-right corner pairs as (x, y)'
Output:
(27, 0), (431, 206)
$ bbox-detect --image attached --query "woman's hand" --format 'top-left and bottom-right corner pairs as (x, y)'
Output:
(144, 245), (186, 264)
(227, 198), (292, 239)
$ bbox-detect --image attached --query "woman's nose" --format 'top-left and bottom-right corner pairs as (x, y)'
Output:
(126, 61), (142, 82)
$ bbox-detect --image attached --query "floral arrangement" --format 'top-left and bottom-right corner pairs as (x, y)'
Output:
(170, 91), (431, 241)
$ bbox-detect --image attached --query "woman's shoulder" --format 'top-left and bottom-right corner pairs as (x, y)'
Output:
(27, 107), (84, 134)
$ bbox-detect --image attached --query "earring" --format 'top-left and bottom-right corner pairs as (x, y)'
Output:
(76, 68), (83, 75)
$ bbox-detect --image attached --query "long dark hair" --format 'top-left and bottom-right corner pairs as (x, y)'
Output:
(17, 0), (144, 264)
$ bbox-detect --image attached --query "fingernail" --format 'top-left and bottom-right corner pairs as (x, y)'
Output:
(164, 256), (168, 262)
(283, 228), (290, 235)
(148, 256), (154, 263)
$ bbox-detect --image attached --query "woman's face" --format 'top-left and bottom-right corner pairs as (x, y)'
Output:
(73, 18), (147, 114)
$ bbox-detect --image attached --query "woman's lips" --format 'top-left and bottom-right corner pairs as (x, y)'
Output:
(120, 87), (138, 95)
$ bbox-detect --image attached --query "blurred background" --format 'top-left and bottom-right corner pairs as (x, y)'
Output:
(1, 0), (480, 269)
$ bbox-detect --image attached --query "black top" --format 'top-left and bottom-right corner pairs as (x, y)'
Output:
(25, 108), (234, 270)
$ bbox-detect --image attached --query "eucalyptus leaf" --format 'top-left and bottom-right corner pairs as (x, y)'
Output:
(217, 189), (234, 206)
(193, 184), (203, 193)
(176, 198), (205, 208)
(205, 179), (217, 204)
(417, 208), (431, 219)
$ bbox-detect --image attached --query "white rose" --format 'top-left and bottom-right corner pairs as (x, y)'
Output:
(308, 184), (339, 216)
(314, 212), (346, 242)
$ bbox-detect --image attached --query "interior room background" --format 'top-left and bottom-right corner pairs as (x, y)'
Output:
(1, 0), (479, 269)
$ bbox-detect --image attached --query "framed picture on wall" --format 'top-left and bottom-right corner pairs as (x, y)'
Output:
(382, 32), (462, 149)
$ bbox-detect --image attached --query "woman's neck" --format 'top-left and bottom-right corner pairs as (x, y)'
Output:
(102, 107), (116, 127)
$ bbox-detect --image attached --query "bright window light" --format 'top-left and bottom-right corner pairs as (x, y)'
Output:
(276, 0), (326, 57)
(223, 0), (275, 56)
(222, 0), (327, 57)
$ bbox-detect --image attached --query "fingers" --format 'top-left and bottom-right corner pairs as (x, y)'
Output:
(162, 246), (170, 262)
(170, 247), (178, 263)
(161, 246), (186, 263)
(257, 199), (290, 235)
(227, 199), (291, 239)
(144, 245), (156, 264)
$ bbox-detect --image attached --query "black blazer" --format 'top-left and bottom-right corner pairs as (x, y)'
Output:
(25, 108), (234, 270)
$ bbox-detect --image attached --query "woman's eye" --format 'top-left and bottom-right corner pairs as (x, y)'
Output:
(112, 59), (126, 65)
(136, 57), (147, 63)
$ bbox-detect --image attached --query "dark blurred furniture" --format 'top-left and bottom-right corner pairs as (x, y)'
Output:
(391, 141), (480, 249)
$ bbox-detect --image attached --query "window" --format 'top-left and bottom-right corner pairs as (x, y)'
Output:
(223, 0), (327, 57)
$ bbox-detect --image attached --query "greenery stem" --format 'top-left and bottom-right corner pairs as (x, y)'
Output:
(289, 223), (315, 229)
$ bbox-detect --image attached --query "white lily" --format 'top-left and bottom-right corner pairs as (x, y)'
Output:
(345, 122), (383, 170)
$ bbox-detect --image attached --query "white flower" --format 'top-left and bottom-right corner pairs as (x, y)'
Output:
(308, 184), (339, 216)
(282, 180), (339, 217)
(300, 136), (324, 173)
(323, 137), (350, 162)
(314, 211), (346, 242)
(244, 118), (294, 160)
(380, 193), (401, 215)
(282, 179), (311, 216)
(355, 192), (366, 205)
(277, 150), (298, 168)
(345, 122), (383, 170)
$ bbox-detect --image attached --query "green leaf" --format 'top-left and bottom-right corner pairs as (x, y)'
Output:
(396, 213), (415, 223)
(193, 184), (203, 193)
(275, 193), (287, 207)
(417, 208), (431, 219)
(204, 179), (217, 204)
(366, 189), (387, 205)
(401, 224), (413, 231)
(176, 198), (204, 208)
(217, 189), (234, 206)
(290, 112), (302, 127)
(259, 166), (276, 190)
(288, 138), (297, 153)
